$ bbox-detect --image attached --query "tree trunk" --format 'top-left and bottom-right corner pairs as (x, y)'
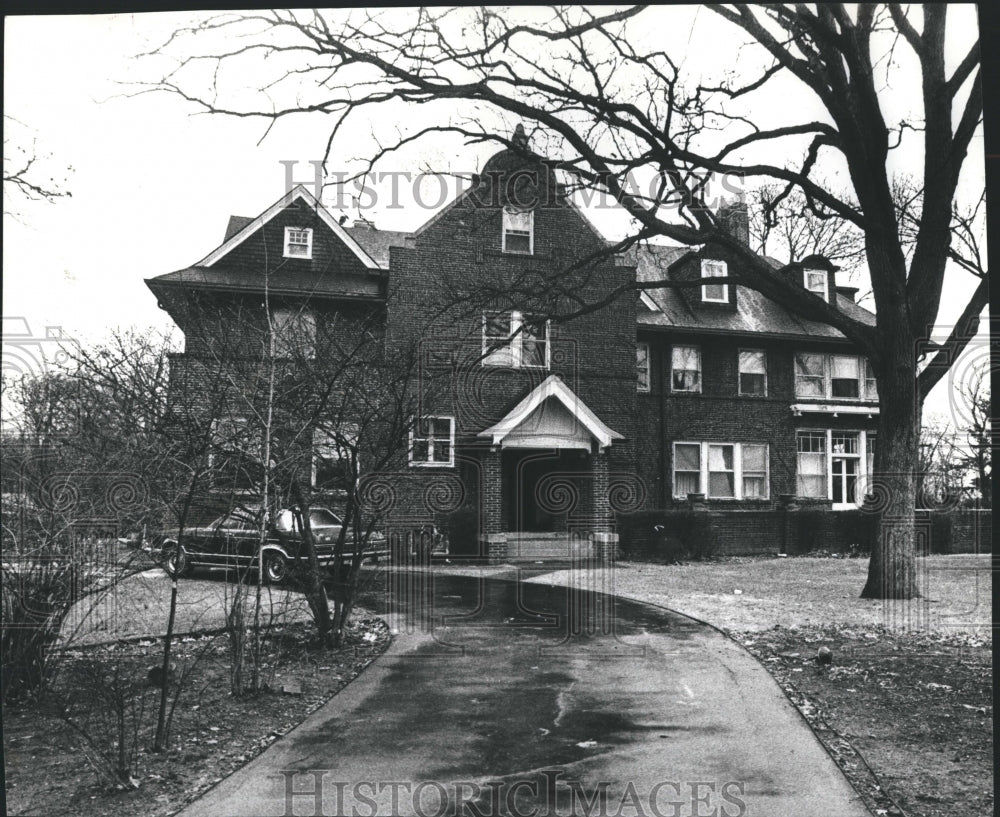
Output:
(861, 329), (921, 599)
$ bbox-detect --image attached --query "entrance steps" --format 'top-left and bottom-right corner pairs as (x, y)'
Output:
(504, 532), (590, 562)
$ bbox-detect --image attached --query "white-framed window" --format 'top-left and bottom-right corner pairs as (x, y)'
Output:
(271, 307), (316, 359)
(312, 426), (359, 492)
(637, 342), (651, 392)
(502, 208), (534, 254)
(738, 349), (767, 396)
(481, 310), (549, 369)
(864, 359), (879, 401)
(804, 268), (828, 301)
(701, 259), (729, 303)
(671, 345), (701, 392)
(797, 428), (875, 507)
(409, 416), (455, 467)
(796, 430), (828, 498)
(673, 443), (702, 497)
(831, 355), (861, 398)
(672, 441), (769, 500)
(284, 227), (313, 259)
(794, 353), (875, 401)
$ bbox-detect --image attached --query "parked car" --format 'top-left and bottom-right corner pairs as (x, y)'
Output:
(155, 506), (388, 583)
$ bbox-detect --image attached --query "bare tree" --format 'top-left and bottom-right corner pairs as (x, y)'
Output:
(3, 115), (72, 218)
(143, 6), (985, 598)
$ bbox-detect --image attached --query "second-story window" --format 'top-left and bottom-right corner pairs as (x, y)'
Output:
(271, 308), (316, 359)
(284, 227), (313, 259)
(738, 349), (766, 396)
(794, 353), (874, 400)
(502, 208), (534, 254)
(701, 259), (728, 303)
(637, 342), (651, 392)
(671, 345), (701, 392)
(804, 268), (828, 301)
(831, 355), (861, 398)
(482, 310), (549, 369)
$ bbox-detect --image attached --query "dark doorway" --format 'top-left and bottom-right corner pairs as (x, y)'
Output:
(501, 449), (590, 532)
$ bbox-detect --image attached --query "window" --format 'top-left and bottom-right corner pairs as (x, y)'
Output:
(637, 342), (651, 392)
(673, 443), (702, 497)
(831, 355), (861, 398)
(864, 359), (879, 401)
(502, 208), (534, 254)
(409, 416), (455, 467)
(701, 259), (728, 303)
(794, 353), (826, 397)
(797, 431), (828, 498)
(831, 431), (861, 505)
(671, 345), (701, 392)
(804, 269), (828, 300)
(284, 227), (313, 259)
(481, 310), (549, 369)
(272, 308), (316, 359)
(794, 353), (875, 401)
(742, 444), (768, 498)
(708, 444), (736, 498)
(738, 349), (766, 396)
(673, 441), (769, 499)
(312, 426), (358, 492)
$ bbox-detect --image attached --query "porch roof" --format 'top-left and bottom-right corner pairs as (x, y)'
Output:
(477, 374), (624, 450)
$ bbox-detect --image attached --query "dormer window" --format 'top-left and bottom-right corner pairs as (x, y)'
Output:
(284, 227), (313, 259)
(804, 268), (828, 301)
(502, 208), (534, 254)
(701, 260), (728, 303)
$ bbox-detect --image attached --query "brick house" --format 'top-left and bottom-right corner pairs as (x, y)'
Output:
(146, 133), (879, 560)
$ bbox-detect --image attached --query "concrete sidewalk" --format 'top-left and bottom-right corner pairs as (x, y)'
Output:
(178, 575), (871, 817)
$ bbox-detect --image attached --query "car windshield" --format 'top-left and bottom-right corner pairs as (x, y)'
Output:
(273, 508), (342, 532)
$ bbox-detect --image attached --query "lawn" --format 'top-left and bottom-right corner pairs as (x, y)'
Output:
(524, 554), (993, 817)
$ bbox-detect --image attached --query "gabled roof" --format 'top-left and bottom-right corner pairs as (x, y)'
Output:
(632, 244), (876, 340)
(197, 185), (380, 270)
(477, 374), (624, 450)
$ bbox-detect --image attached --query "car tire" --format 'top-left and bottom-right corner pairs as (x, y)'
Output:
(164, 543), (191, 577)
(262, 551), (288, 585)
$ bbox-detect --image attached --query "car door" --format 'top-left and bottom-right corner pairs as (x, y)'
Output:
(222, 509), (260, 567)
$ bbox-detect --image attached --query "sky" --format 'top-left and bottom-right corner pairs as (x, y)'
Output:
(2, 7), (988, 429)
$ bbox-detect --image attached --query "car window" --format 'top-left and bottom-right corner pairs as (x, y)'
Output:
(309, 509), (342, 527)
(274, 510), (297, 532)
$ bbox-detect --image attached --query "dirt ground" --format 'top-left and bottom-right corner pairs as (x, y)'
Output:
(3, 617), (390, 817)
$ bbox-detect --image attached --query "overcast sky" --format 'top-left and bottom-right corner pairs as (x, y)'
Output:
(2, 8), (988, 426)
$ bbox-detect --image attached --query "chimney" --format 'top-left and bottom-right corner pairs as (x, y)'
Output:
(835, 285), (859, 303)
(717, 196), (749, 246)
(512, 123), (529, 151)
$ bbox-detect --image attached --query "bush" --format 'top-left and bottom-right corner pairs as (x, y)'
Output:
(1, 558), (85, 702)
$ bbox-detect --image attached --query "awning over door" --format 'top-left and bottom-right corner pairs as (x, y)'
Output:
(477, 374), (623, 450)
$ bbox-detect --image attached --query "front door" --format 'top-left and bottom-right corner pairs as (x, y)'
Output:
(502, 450), (588, 532)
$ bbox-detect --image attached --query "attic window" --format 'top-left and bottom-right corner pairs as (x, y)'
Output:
(804, 269), (828, 301)
(284, 227), (313, 259)
(701, 259), (728, 303)
(502, 208), (534, 254)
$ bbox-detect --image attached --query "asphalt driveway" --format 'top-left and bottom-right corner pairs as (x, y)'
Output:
(178, 571), (871, 817)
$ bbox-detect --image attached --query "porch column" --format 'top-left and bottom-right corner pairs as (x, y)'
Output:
(481, 448), (507, 564)
(590, 449), (619, 561)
